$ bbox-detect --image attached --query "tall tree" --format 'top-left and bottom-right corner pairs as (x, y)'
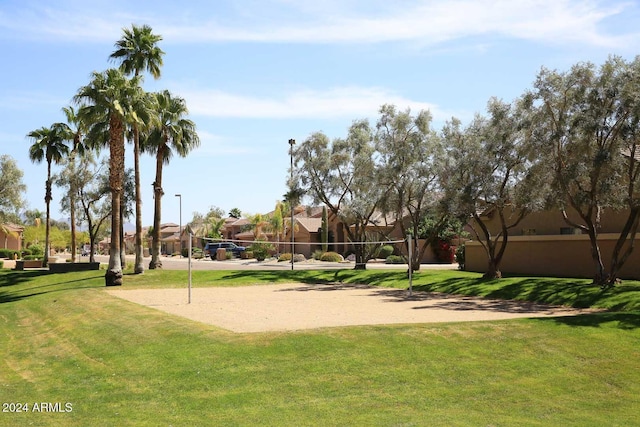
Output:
(110, 24), (164, 275)
(55, 106), (87, 262)
(0, 155), (27, 224)
(441, 98), (541, 279)
(144, 90), (200, 269)
(76, 160), (112, 263)
(294, 120), (383, 269)
(27, 123), (70, 266)
(531, 56), (640, 285)
(74, 68), (142, 285)
(608, 57), (640, 284)
(375, 104), (442, 272)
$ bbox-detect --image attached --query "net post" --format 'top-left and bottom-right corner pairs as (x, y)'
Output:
(188, 231), (192, 304)
(407, 234), (413, 297)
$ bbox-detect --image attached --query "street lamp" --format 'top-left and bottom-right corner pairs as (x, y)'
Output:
(175, 193), (182, 257)
(288, 138), (295, 271)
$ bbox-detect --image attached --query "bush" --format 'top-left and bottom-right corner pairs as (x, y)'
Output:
(249, 241), (273, 261)
(455, 245), (465, 270)
(278, 253), (306, 263)
(385, 255), (405, 264)
(278, 253), (292, 262)
(23, 255), (41, 261)
(28, 244), (44, 257)
(0, 249), (19, 259)
(376, 245), (395, 259)
(0, 260), (3, 269)
(434, 240), (455, 263)
(312, 250), (324, 261)
(320, 251), (343, 262)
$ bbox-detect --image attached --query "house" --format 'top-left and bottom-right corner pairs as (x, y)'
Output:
(0, 223), (23, 251)
(464, 207), (640, 279)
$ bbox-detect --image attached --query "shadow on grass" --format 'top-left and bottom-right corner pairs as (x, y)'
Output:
(534, 312), (640, 330)
(0, 271), (104, 304)
(412, 275), (640, 312)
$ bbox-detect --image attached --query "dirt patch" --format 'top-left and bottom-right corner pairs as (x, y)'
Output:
(106, 283), (597, 333)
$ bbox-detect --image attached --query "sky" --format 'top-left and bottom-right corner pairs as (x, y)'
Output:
(1, 0), (640, 227)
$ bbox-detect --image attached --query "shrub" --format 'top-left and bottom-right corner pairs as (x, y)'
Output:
(455, 245), (465, 270)
(278, 253), (292, 262)
(320, 251), (343, 262)
(249, 241), (273, 261)
(293, 254), (306, 263)
(434, 240), (455, 263)
(0, 249), (19, 259)
(0, 260), (3, 269)
(23, 255), (41, 261)
(376, 245), (395, 259)
(385, 255), (405, 264)
(312, 249), (324, 260)
(28, 244), (44, 257)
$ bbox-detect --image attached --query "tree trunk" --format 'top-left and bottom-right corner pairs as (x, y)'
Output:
(106, 115), (124, 286)
(607, 207), (640, 287)
(70, 190), (77, 263)
(149, 148), (165, 270)
(133, 127), (144, 274)
(585, 227), (606, 285)
(44, 163), (52, 267)
(483, 258), (502, 279)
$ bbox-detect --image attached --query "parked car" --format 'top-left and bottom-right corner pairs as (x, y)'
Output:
(204, 242), (246, 259)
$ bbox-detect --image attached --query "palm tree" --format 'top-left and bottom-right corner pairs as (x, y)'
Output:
(60, 106), (87, 262)
(27, 124), (70, 266)
(110, 24), (164, 275)
(74, 68), (142, 286)
(145, 90), (200, 269)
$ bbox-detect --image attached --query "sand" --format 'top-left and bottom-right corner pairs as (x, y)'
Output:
(105, 283), (596, 333)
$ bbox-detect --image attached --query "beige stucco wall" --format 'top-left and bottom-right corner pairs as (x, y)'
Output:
(466, 234), (640, 279)
(0, 230), (22, 251)
(477, 207), (632, 236)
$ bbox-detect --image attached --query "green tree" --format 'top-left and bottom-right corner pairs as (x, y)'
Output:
(375, 104), (443, 271)
(0, 155), (27, 223)
(27, 123), (71, 266)
(52, 106), (88, 262)
(531, 56), (640, 285)
(228, 208), (242, 219)
(268, 201), (286, 254)
(110, 24), (164, 274)
(76, 160), (112, 263)
(74, 68), (142, 285)
(294, 120), (383, 269)
(441, 97), (542, 279)
(144, 90), (200, 269)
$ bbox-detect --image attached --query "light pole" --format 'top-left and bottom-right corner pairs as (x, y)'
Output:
(175, 194), (182, 257)
(288, 138), (295, 271)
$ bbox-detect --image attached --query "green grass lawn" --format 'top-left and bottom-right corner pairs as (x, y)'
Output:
(0, 268), (639, 426)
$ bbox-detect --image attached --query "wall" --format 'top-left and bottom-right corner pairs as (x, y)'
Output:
(465, 234), (640, 279)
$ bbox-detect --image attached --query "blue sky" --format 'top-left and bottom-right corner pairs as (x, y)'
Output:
(1, 0), (639, 226)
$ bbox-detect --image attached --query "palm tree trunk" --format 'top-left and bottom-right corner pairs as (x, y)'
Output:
(44, 162), (52, 267)
(149, 147), (165, 269)
(134, 127), (144, 274)
(106, 114), (124, 286)
(70, 192), (77, 263)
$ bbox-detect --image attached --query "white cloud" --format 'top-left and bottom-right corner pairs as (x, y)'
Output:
(180, 86), (454, 121)
(194, 131), (255, 156)
(0, 0), (635, 49)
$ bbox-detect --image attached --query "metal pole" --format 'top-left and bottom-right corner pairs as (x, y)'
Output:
(175, 194), (182, 257)
(289, 138), (295, 271)
(408, 234), (413, 297)
(188, 230), (192, 304)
